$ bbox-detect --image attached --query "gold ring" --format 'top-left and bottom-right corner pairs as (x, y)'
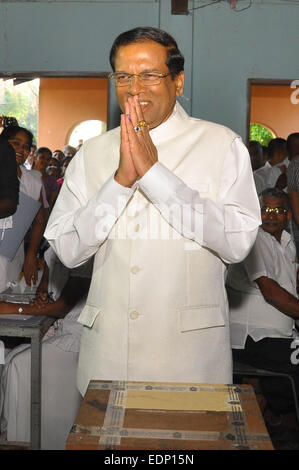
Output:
(134, 120), (147, 132)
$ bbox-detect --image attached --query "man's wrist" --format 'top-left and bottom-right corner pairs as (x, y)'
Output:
(114, 170), (136, 188)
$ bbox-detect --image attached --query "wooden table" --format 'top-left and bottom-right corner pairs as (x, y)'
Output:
(0, 314), (55, 450)
(66, 380), (273, 450)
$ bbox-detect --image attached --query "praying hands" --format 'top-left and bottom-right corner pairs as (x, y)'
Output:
(114, 95), (158, 187)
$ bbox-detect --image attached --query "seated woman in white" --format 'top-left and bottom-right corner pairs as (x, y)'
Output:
(0, 246), (92, 450)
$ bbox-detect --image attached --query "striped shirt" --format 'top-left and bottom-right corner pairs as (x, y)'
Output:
(287, 155), (299, 191)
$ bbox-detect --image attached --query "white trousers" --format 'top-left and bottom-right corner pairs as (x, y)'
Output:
(0, 340), (82, 450)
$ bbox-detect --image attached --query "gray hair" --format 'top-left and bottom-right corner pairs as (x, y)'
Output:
(259, 187), (290, 210)
(63, 145), (76, 157)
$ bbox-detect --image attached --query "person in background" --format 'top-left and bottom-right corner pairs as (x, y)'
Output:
(254, 138), (288, 194)
(52, 149), (65, 165)
(45, 26), (261, 396)
(249, 140), (264, 172)
(32, 147), (52, 174)
(268, 138), (288, 168)
(0, 246), (93, 449)
(227, 187), (299, 425)
(0, 126), (47, 291)
(23, 144), (37, 170)
(286, 133), (299, 257)
(63, 145), (76, 158)
(32, 147), (59, 209)
(267, 138), (288, 190)
(46, 157), (61, 181)
(56, 156), (73, 190)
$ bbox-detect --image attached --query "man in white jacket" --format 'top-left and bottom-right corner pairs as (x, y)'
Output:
(45, 26), (261, 396)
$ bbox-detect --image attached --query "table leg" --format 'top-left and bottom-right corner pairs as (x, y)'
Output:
(30, 335), (42, 450)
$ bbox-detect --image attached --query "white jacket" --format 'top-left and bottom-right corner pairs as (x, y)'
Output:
(45, 103), (261, 395)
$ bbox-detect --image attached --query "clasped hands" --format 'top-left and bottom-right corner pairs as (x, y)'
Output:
(114, 95), (158, 187)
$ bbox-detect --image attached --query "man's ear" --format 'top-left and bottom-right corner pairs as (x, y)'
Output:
(175, 71), (185, 97)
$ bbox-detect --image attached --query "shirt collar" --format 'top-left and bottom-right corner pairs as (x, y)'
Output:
(260, 226), (292, 249)
(149, 101), (191, 145)
(280, 229), (292, 248)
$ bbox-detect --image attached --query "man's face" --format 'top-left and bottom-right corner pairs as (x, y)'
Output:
(278, 145), (287, 162)
(288, 139), (299, 160)
(261, 196), (291, 239)
(272, 144), (287, 165)
(114, 40), (184, 130)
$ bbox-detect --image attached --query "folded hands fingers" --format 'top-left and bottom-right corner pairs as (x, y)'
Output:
(125, 96), (157, 175)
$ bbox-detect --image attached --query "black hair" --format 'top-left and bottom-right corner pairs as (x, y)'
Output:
(1, 125), (34, 147)
(267, 138), (286, 160)
(109, 26), (184, 79)
(287, 133), (299, 154)
(248, 140), (263, 160)
(259, 187), (290, 210)
(61, 155), (73, 166)
(34, 147), (52, 157)
(249, 140), (263, 149)
(50, 157), (61, 168)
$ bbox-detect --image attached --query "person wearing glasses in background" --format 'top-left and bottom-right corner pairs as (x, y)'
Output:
(227, 187), (299, 425)
(45, 27), (261, 397)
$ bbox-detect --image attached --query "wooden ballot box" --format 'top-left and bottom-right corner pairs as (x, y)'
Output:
(66, 380), (273, 450)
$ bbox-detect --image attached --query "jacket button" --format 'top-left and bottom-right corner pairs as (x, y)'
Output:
(131, 266), (140, 274)
(129, 311), (139, 320)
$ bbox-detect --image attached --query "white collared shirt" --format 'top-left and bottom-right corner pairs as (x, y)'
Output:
(253, 161), (272, 195)
(227, 227), (297, 348)
(253, 158), (289, 196)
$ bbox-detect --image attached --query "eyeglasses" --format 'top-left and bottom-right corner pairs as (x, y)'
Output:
(108, 71), (170, 87)
(261, 206), (288, 215)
